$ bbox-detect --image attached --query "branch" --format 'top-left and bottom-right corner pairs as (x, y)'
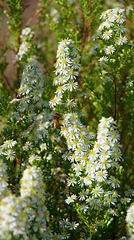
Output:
(23, 0), (53, 28)
(0, 0), (9, 10)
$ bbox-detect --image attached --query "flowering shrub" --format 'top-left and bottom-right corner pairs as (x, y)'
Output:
(126, 203), (134, 239)
(0, 165), (52, 240)
(0, 1), (134, 240)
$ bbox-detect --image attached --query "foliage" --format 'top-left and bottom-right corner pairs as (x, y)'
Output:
(0, 0), (134, 239)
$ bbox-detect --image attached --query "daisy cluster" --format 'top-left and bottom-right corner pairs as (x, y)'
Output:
(49, 38), (81, 110)
(59, 218), (79, 239)
(126, 203), (134, 239)
(10, 59), (53, 145)
(94, 7), (128, 69)
(0, 140), (21, 194)
(63, 115), (133, 233)
(1, 60), (57, 178)
(17, 58), (44, 113)
(0, 166), (56, 240)
(61, 112), (94, 176)
(0, 155), (10, 200)
(60, 112), (94, 206)
(16, 27), (34, 61)
(51, 39), (131, 221)
(0, 57), (74, 239)
(64, 117), (122, 207)
(0, 139), (17, 163)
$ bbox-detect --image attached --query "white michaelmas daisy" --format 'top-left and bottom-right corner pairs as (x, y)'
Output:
(49, 95), (62, 108)
(90, 198), (102, 210)
(114, 25), (128, 33)
(79, 190), (87, 200)
(116, 34), (128, 45)
(56, 85), (65, 96)
(103, 19), (114, 28)
(91, 185), (103, 198)
(66, 99), (76, 108)
(100, 11), (107, 20)
(40, 143), (47, 151)
(95, 170), (108, 182)
(50, 39), (81, 110)
(29, 154), (41, 164)
(104, 191), (117, 207)
(105, 45), (115, 55)
(69, 222), (79, 230)
(102, 30), (112, 40)
(126, 5), (134, 14)
(98, 56), (108, 65)
(21, 27), (32, 36)
(107, 9), (116, 22)
(116, 13), (125, 24)
(65, 194), (77, 204)
(84, 174), (92, 185)
(126, 203), (134, 236)
(98, 22), (105, 31)
(3, 140), (17, 148)
(23, 141), (33, 151)
(17, 42), (30, 60)
(67, 178), (77, 187)
(4, 149), (15, 161)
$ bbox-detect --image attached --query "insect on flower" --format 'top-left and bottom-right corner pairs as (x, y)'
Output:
(53, 112), (63, 129)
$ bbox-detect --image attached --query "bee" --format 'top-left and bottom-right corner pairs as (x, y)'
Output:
(53, 112), (63, 129)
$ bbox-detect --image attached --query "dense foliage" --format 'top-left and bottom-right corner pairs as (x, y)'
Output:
(0, 0), (134, 239)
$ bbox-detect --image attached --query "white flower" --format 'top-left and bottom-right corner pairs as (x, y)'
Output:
(79, 191), (87, 200)
(65, 194), (77, 204)
(98, 56), (108, 65)
(23, 141), (33, 151)
(73, 163), (83, 176)
(114, 25), (128, 33)
(116, 13), (125, 23)
(88, 149), (97, 162)
(95, 170), (108, 182)
(116, 35), (128, 45)
(105, 45), (115, 55)
(121, 197), (131, 205)
(4, 149), (15, 161)
(91, 185), (103, 198)
(102, 30), (112, 40)
(98, 22), (105, 31)
(108, 176), (120, 188)
(86, 197), (102, 210)
(106, 9), (116, 22)
(21, 27), (32, 36)
(17, 42), (30, 60)
(66, 99), (76, 108)
(50, 38), (81, 111)
(126, 203), (134, 229)
(100, 11), (107, 20)
(49, 95), (62, 108)
(67, 178), (77, 186)
(0, 166), (49, 238)
(3, 140), (17, 148)
(56, 85), (66, 95)
(29, 154), (41, 164)
(104, 191), (117, 207)
(84, 175), (92, 185)
(50, 8), (59, 23)
(69, 222), (79, 230)
(103, 19), (114, 28)
(59, 218), (70, 229)
(40, 143), (47, 151)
